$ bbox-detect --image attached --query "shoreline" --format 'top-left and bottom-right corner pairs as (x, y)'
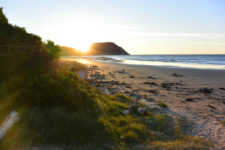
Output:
(70, 57), (225, 150)
(62, 56), (225, 70)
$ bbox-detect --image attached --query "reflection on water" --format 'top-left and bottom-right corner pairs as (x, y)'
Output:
(74, 58), (91, 65)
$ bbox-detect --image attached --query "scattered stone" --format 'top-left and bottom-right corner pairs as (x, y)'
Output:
(116, 69), (126, 74)
(207, 104), (217, 110)
(129, 102), (138, 111)
(129, 93), (138, 98)
(147, 76), (156, 79)
(198, 88), (214, 94)
(103, 88), (110, 95)
(120, 82), (127, 86)
(109, 81), (119, 85)
(147, 98), (155, 102)
(143, 81), (158, 86)
(125, 85), (132, 89)
(185, 98), (195, 102)
(132, 89), (140, 92)
(219, 87), (225, 90)
(158, 101), (168, 108)
(161, 82), (183, 90)
(121, 109), (130, 115)
(144, 90), (159, 95)
(129, 75), (135, 78)
(172, 72), (183, 77)
(91, 65), (98, 69)
(138, 107), (148, 115)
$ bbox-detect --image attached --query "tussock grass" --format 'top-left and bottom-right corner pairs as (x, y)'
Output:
(221, 120), (225, 125)
(158, 101), (168, 108)
(149, 136), (214, 150)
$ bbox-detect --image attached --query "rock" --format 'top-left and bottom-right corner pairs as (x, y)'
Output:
(125, 85), (132, 89)
(138, 107), (148, 115)
(103, 88), (110, 95)
(129, 93), (138, 99)
(144, 89), (159, 95)
(129, 75), (135, 78)
(207, 104), (217, 109)
(219, 87), (225, 90)
(147, 98), (155, 102)
(117, 69), (126, 74)
(109, 81), (120, 85)
(185, 98), (194, 102)
(129, 102), (138, 111)
(198, 88), (214, 94)
(121, 109), (130, 115)
(147, 76), (156, 79)
(91, 65), (98, 69)
(143, 81), (158, 86)
(161, 82), (183, 90)
(172, 72), (183, 77)
(120, 82), (127, 86)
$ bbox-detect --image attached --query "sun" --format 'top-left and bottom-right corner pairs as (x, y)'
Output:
(75, 42), (91, 53)
(55, 17), (108, 53)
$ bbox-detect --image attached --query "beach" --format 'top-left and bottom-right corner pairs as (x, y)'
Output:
(73, 57), (225, 150)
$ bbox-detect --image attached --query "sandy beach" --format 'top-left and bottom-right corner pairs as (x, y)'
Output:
(73, 58), (225, 150)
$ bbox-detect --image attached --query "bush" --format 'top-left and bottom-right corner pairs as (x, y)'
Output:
(158, 101), (168, 108)
(44, 40), (61, 59)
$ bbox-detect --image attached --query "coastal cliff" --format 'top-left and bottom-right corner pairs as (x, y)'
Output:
(87, 42), (129, 55)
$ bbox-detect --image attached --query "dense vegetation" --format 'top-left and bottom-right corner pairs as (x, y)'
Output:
(60, 46), (82, 56)
(0, 8), (212, 149)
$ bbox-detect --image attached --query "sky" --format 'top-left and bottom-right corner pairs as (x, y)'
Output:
(1, 0), (225, 54)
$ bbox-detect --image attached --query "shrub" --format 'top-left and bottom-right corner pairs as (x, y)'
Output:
(44, 40), (61, 59)
(158, 101), (168, 108)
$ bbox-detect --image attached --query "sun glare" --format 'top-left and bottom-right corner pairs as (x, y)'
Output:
(75, 42), (91, 52)
(58, 18), (112, 53)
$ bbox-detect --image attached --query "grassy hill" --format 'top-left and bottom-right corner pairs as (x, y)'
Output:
(0, 8), (212, 150)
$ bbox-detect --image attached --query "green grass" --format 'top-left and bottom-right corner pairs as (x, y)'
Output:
(158, 101), (168, 108)
(221, 120), (225, 125)
(149, 136), (213, 150)
(0, 60), (213, 149)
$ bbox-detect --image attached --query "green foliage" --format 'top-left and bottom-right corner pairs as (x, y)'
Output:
(149, 136), (213, 150)
(44, 40), (61, 59)
(221, 120), (225, 125)
(0, 9), (52, 81)
(158, 101), (168, 108)
(0, 7), (8, 23)
(147, 113), (174, 136)
(60, 46), (82, 56)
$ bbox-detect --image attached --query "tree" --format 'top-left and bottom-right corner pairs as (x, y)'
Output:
(0, 7), (8, 23)
(44, 40), (61, 59)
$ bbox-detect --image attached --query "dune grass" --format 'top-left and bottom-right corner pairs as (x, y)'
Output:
(221, 120), (225, 125)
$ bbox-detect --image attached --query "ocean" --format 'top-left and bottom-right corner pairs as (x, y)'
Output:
(86, 55), (225, 70)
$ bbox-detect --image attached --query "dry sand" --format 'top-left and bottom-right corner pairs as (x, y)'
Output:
(73, 58), (225, 150)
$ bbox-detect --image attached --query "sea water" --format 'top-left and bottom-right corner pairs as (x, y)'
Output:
(88, 55), (225, 70)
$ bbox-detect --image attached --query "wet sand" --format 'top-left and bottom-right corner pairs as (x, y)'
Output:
(74, 58), (225, 150)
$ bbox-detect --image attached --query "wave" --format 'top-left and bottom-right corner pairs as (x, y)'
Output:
(88, 55), (225, 70)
